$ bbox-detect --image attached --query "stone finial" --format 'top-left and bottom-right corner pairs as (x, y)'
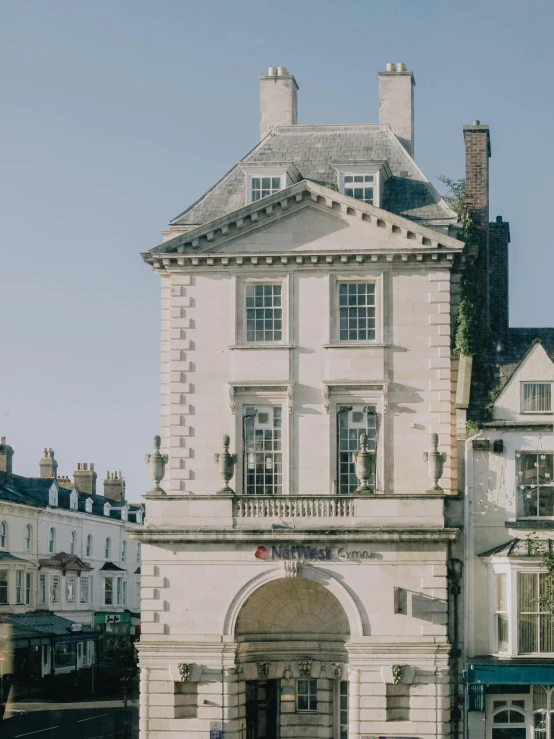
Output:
(145, 435), (168, 495)
(423, 433), (447, 493)
(214, 435), (237, 495)
(353, 434), (374, 494)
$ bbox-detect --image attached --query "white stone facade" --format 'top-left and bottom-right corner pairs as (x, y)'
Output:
(138, 65), (466, 739)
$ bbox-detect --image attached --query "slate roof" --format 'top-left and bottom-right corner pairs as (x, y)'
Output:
(2, 611), (96, 639)
(0, 551), (31, 562)
(167, 125), (456, 234)
(480, 538), (554, 558)
(38, 552), (92, 572)
(100, 561), (126, 572)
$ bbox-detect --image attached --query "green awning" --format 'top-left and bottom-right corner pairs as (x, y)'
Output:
(468, 664), (554, 685)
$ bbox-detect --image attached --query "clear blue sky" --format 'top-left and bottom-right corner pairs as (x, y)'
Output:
(1, 0), (553, 500)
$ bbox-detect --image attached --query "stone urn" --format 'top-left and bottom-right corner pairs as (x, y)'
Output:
(145, 435), (168, 495)
(214, 435), (237, 495)
(353, 434), (374, 494)
(424, 433), (446, 493)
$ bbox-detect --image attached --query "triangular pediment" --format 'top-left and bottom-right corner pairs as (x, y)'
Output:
(494, 342), (554, 421)
(146, 180), (464, 261)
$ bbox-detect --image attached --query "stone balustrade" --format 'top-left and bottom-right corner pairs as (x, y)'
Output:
(233, 495), (355, 518)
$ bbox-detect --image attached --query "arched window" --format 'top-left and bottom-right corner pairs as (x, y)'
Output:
(492, 705), (526, 739)
(121, 541), (127, 562)
(136, 542), (141, 563)
(105, 537), (111, 560)
(70, 531), (76, 555)
(0, 522), (6, 549)
(24, 525), (32, 551)
(49, 527), (56, 553)
(86, 534), (93, 557)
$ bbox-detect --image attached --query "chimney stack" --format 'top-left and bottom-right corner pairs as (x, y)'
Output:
(378, 62), (415, 157)
(260, 66), (298, 140)
(103, 471), (126, 502)
(0, 437), (14, 481)
(74, 462), (97, 495)
(40, 448), (58, 479)
(463, 121), (491, 326)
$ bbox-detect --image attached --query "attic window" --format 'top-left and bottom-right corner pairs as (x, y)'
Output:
(251, 176), (282, 202)
(344, 174), (374, 204)
(521, 383), (552, 413)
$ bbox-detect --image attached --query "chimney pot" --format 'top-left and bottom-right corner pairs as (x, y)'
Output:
(396, 62), (407, 72)
(259, 66), (298, 139)
(473, 120), (480, 125)
(385, 62), (395, 72)
(1, 437), (6, 445)
(496, 215), (503, 223)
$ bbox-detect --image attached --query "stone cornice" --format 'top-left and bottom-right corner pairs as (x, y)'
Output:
(133, 528), (459, 544)
(143, 180), (466, 274)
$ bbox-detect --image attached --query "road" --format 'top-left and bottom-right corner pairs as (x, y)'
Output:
(1, 700), (138, 739)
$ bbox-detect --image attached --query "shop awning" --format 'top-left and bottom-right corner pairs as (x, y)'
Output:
(468, 664), (554, 685)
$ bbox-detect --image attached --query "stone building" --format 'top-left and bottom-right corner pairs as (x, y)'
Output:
(136, 63), (478, 739)
(0, 438), (143, 680)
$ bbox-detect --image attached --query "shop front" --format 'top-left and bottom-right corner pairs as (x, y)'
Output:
(467, 664), (554, 739)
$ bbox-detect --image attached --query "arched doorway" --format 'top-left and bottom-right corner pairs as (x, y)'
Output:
(235, 577), (350, 739)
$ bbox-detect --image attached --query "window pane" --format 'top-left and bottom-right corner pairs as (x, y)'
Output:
(517, 453), (554, 517)
(244, 284), (282, 343)
(523, 383), (552, 412)
(338, 405), (377, 494)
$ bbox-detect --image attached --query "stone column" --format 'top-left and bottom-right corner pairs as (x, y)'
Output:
(139, 666), (150, 739)
(348, 668), (360, 738)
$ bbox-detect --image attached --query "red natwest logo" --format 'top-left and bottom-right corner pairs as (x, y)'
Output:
(254, 546), (268, 560)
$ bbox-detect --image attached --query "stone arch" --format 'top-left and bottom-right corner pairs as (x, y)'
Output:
(222, 566), (363, 638)
(236, 578), (349, 636)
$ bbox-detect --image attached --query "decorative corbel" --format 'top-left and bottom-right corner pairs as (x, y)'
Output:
(178, 663), (192, 682)
(257, 662), (269, 680)
(324, 385), (330, 414)
(298, 660), (312, 678)
(229, 386), (236, 414)
(284, 560), (302, 578)
(287, 385), (294, 415)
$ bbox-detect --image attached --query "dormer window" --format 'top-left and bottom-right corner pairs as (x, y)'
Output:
(522, 382), (552, 413)
(104, 503), (110, 517)
(251, 176), (282, 202)
(70, 492), (78, 510)
(239, 162), (299, 205)
(48, 485), (57, 507)
(333, 161), (391, 209)
(85, 498), (92, 513)
(343, 174), (374, 204)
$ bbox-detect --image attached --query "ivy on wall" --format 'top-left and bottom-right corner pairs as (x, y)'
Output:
(438, 175), (485, 358)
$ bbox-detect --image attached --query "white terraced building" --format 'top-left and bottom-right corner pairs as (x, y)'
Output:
(136, 63), (474, 739)
(0, 439), (143, 679)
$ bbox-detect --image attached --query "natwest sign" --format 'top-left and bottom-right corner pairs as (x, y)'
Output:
(254, 544), (373, 561)
(256, 545), (332, 561)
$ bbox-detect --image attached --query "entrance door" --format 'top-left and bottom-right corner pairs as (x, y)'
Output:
(246, 680), (279, 739)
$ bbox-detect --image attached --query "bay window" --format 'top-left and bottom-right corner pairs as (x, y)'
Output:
(495, 572), (509, 653)
(518, 572), (554, 654)
(15, 570), (23, 604)
(0, 571), (8, 605)
(105, 577), (113, 606)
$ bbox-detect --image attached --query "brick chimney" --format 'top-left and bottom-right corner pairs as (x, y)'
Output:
(378, 62), (415, 157)
(464, 120), (491, 326)
(489, 215), (511, 337)
(103, 471), (126, 502)
(0, 437), (14, 481)
(74, 462), (97, 495)
(260, 66), (298, 140)
(40, 448), (58, 479)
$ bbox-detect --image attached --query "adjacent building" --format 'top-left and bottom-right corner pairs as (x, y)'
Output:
(0, 438), (143, 682)
(136, 63), (477, 739)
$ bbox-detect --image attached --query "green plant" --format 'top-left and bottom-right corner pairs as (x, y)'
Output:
(466, 419), (480, 435)
(538, 546), (554, 612)
(324, 182), (338, 191)
(481, 385), (502, 422)
(439, 175), (483, 357)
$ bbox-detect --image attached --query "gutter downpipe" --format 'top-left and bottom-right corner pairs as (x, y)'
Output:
(463, 430), (482, 739)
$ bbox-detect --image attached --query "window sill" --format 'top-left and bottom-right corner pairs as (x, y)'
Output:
(323, 342), (389, 349)
(229, 344), (295, 351)
(520, 411), (553, 415)
(506, 520), (554, 529)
